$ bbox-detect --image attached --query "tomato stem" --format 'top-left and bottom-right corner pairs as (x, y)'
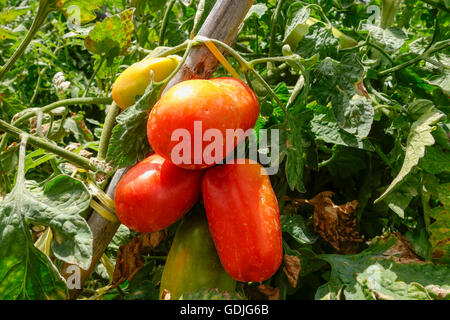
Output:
(0, 1), (57, 81)
(97, 102), (120, 161)
(0, 119), (95, 171)
(159, 0), (177, 46)
(377, 40), (450, 77)
(0, 97), (113, 152)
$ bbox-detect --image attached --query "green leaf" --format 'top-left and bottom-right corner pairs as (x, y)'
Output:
(316, 235), (450, 300)
(285, 112), (311, 192)
(295, 23), (339, 59)
(310, 108), (374, 150)
(281, 215), (318, 244)
(364, 24), (408, 52)
(0, 6), (30, 25)
(375, 109), (445, 203)
(106, 81), (163, 168)
(425, 67), (450, 95)
(407, 99), (434, 120)
(24, 176), (92, 269)
(0, 179), (85, 299)
(420, 146), (450, 174)
(84, 8), (135, 59)
(0, 25), (18, 42)
(382, 174), (419, 218)
(244, 3), (267, 21)
(284, 3), (311, 46)
(334, 95), (374, 138)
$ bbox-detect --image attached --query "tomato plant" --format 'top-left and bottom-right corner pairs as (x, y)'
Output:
(0, 0), (449, 302)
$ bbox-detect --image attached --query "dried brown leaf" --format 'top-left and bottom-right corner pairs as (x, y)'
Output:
(257, 285), (280, 300)
(283, 255), (301, 288)
(112, 231), (166, 287)
(290, 191), (362, 253)
(383, 232), (424, 264)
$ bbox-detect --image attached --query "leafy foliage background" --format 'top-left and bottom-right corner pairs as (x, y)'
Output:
(0, 0), (449, 300)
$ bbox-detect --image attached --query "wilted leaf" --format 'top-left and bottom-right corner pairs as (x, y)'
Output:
(257, 285), (280, 300)
(283, 255), (301, 288)
(297, 191), (362, 253)
(112, 231), (166, 287)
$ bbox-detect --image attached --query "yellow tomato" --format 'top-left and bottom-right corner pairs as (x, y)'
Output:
(112, 55), (181, 109)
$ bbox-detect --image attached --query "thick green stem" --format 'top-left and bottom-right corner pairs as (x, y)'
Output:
(0, 97), (112, 151)
(377, 40), (450, 77)
(0, 1), (56, 81)
(0, 120), (94, 171)
(97, 103), (120, 161)
(159, 0), (176, 46)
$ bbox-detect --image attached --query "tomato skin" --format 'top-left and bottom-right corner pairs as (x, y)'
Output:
(159, 210), (236, 300)
(114, 154), (203, 233)
(112, 55), (181, 110)
(147, 77), (260, 170)
(201, 160), (283, 282)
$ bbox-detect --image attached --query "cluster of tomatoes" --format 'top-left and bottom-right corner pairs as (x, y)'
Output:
(111, 55), (283, 292)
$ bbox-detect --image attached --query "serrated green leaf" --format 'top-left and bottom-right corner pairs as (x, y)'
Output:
(106, 81), (163, 168)
(84, 8), (135, 58)
(316, 235), (450, 300)
(375, 109), (445, 203)
(364, 24), (407, 52)
(24, 176), (92, 269)
(295, 23), (339, 59)
(310, 108), (374, 150)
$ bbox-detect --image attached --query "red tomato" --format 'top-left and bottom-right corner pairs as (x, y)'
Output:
(114, 154), (204, 233)
(147, 78), (259, 170)
(201, 160), (282, 282)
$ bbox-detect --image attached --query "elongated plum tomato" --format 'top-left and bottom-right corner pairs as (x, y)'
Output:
(201, 160), (282, 282)
(114, 154), (203, 233)
(147, 78), (260, 170)
(159, 210), (235, 300)
(112, 55), (181, 109)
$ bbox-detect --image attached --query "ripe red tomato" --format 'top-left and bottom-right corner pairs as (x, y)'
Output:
(147, 78), (259, 170)
(201, 160), (283, 282)
(114, 154), (204, 233)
